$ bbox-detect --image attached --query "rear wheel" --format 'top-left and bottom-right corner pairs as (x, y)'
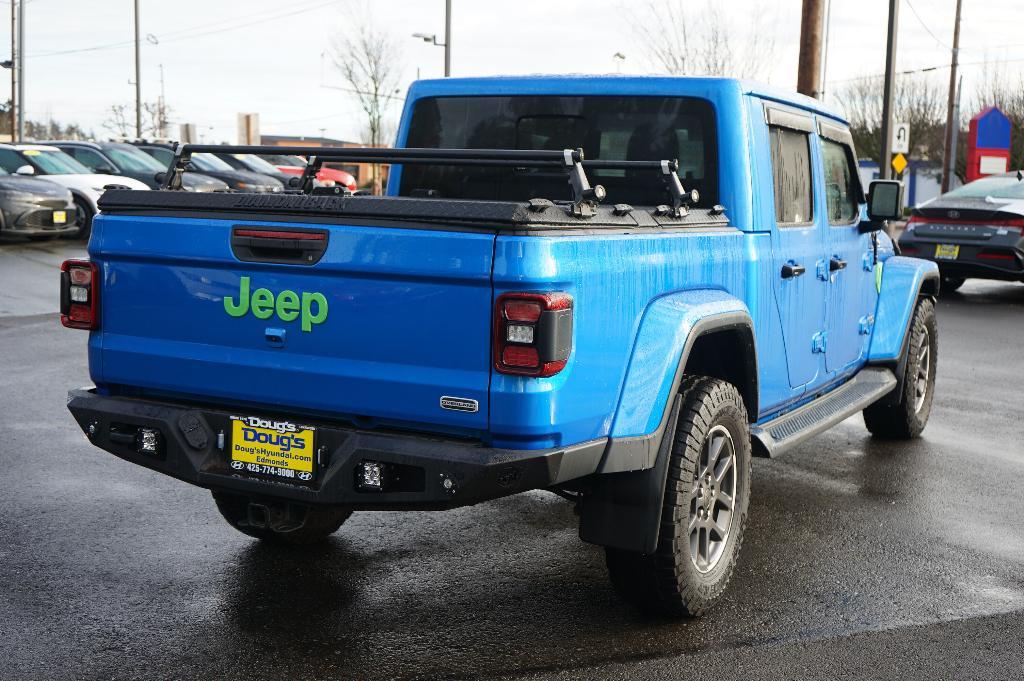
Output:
(605, 376), (751, 617)
(863, 298), (937, 439)
(212, 491), (351, 546)
(940, 275), (965, 293)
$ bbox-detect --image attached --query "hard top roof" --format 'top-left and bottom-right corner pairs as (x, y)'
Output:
(404, 74), (849, 126)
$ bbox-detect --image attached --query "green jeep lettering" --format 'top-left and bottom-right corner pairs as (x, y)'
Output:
(223, 276), (329, 332)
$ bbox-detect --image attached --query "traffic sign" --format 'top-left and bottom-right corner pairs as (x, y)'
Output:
(893, 122), (910, 154)
(891, 152), (908, 175)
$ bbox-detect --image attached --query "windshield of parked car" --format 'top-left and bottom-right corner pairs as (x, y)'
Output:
(944, 174), (1024, 200)
(399, 95), (718, 207)
(190, 152), (234, 172)
(231, 154), (279, 174)
(19, 148), (91, 174)
(261, 154), (306, 167)
(106, 145), (165, 173)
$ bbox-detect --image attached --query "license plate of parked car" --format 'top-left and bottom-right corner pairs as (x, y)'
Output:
(935, 244), (960, 259)
(52, 210), (67, 224)
(229, 415), (316, 482)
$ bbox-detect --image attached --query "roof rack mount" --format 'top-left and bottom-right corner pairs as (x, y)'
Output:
(161, 144), (697, 219)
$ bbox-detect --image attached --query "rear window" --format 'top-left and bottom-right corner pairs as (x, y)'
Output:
(945, 175), (1024, 200)
(399, 95), (718, 207)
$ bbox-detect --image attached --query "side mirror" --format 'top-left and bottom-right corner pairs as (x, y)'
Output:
(15, 164), (34, 175)
(153, 171), (167, 185)
(867, 179), (902, 222)
(95, 165), (118, 175)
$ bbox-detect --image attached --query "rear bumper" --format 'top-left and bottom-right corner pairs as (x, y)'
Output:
(66, 389), (605, 510)
(899, 231), (1024, 281)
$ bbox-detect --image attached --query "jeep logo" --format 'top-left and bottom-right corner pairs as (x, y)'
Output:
(223, 276), (328, 332)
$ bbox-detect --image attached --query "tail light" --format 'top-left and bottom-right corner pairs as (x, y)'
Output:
(60, 259), (99, 330)
(494, 292), (573, 377)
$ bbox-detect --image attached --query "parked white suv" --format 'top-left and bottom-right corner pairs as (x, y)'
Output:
(0, 144), (149, 239)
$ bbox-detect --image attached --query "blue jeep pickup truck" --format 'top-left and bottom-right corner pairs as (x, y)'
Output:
(62, 76), (939, 617)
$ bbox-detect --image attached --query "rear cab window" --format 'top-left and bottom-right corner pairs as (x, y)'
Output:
(768, 126), (814, 225)
(399, 95), (718, 208)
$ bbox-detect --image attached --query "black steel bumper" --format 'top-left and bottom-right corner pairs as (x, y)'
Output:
(66, 389), (606, 510)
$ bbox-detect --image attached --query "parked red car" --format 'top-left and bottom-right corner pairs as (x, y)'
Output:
(259, 154), (357, 191)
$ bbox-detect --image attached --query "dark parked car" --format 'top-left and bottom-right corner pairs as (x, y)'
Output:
(0, 167), (77, 239)
(900, 172), (1024, 291)
(133, 143), (284, 193)
(47, 141), (228, 192)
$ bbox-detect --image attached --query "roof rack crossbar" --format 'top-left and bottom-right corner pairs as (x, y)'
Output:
(159, 144), (698, 218)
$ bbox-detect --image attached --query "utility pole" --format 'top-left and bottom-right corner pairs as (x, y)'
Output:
(157, 63), (166, 138)
(134, 0), (142, 138)
(818, 0), (832, 100)
(16, 0), (24, 142)
(796, 0), (825, 98)
(443, 0), (451, 77)
(879, 0), (900, 180)
(940, 0), (963, 193)
(947, 74), (963, 187)
(9, 2), (15, 142)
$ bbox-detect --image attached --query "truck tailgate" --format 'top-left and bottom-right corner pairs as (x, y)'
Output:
(91, 214), (495, 435)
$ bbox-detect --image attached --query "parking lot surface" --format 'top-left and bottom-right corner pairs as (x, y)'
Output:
(1, 240), (1022, 680)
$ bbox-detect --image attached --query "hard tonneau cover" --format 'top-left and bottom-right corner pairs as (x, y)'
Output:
(97, 189), (729, 231)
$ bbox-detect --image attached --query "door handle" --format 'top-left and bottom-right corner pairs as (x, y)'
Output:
(781, 263), (806, 279)
(829, 257), (847, 272)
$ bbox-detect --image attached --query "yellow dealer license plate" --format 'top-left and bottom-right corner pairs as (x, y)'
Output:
(52, 210), (67, 224)
(229, 415), (316, 482)
(935, 244), (960, 260)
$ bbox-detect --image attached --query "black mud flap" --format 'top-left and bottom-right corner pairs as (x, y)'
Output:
(577, 395), (681, 554)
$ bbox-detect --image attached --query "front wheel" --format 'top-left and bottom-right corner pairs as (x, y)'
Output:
(605, 376), (751, 617)
(863, 298), (937, 439)
(212, 491), (351, 546)
(66, 197), (93, 241)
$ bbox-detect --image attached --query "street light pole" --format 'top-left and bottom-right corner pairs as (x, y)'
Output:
(134, 0), (142, 138)
(879, 0), (900, 180)
(9, 2), (15, 142)
(444, 0), (451, 77)
(940, 0), (963, 193)
(16, 0), (24, 142)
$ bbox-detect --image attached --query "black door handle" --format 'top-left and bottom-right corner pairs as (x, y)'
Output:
(829, 257), (848, 272)
(781, 263), (806, 279)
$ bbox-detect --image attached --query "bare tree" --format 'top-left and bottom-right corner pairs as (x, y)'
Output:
(834, 74), (947, 166)
(103, 104), (132, 138)
(330, 10), (403, 194)
(628, 0), (779, 80)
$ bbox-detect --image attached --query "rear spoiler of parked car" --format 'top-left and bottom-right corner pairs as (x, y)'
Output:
(159, 144), (704, 220)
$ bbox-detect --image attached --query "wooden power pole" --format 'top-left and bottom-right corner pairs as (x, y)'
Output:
(941, 0), (963, 193)
(797, 0), (825, 98)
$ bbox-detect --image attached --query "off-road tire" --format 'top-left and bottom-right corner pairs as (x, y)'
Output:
(605, 376), (751, 617)
(940, 276), (965, 293)
(212, 491), (351, 546)
(863, 297), (937, 439)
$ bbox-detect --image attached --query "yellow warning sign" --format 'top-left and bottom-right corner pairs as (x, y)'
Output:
(891, 152), (908, 175)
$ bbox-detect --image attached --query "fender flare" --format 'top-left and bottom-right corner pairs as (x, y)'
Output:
(868, 256), (939, 405)
(579, 291), (757, 554)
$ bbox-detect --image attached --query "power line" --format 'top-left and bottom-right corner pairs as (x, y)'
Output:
(903, 0), (950, 50)
(827, 54), (1024, 86)
(27, 0), (336, 58)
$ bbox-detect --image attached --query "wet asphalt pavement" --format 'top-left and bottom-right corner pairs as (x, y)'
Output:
(1, 239), (1023, 680)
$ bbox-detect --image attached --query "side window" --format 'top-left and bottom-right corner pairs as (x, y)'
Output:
(71, 148), (110, 172)
(0, 148), (27, 172)
(769, 126), (814, 225)
(821, 139), (859, 224)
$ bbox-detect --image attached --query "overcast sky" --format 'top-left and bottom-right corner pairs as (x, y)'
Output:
(7, 0), (1024, 143)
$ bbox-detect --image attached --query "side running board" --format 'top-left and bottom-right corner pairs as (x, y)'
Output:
(751, 367), (897, 458)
